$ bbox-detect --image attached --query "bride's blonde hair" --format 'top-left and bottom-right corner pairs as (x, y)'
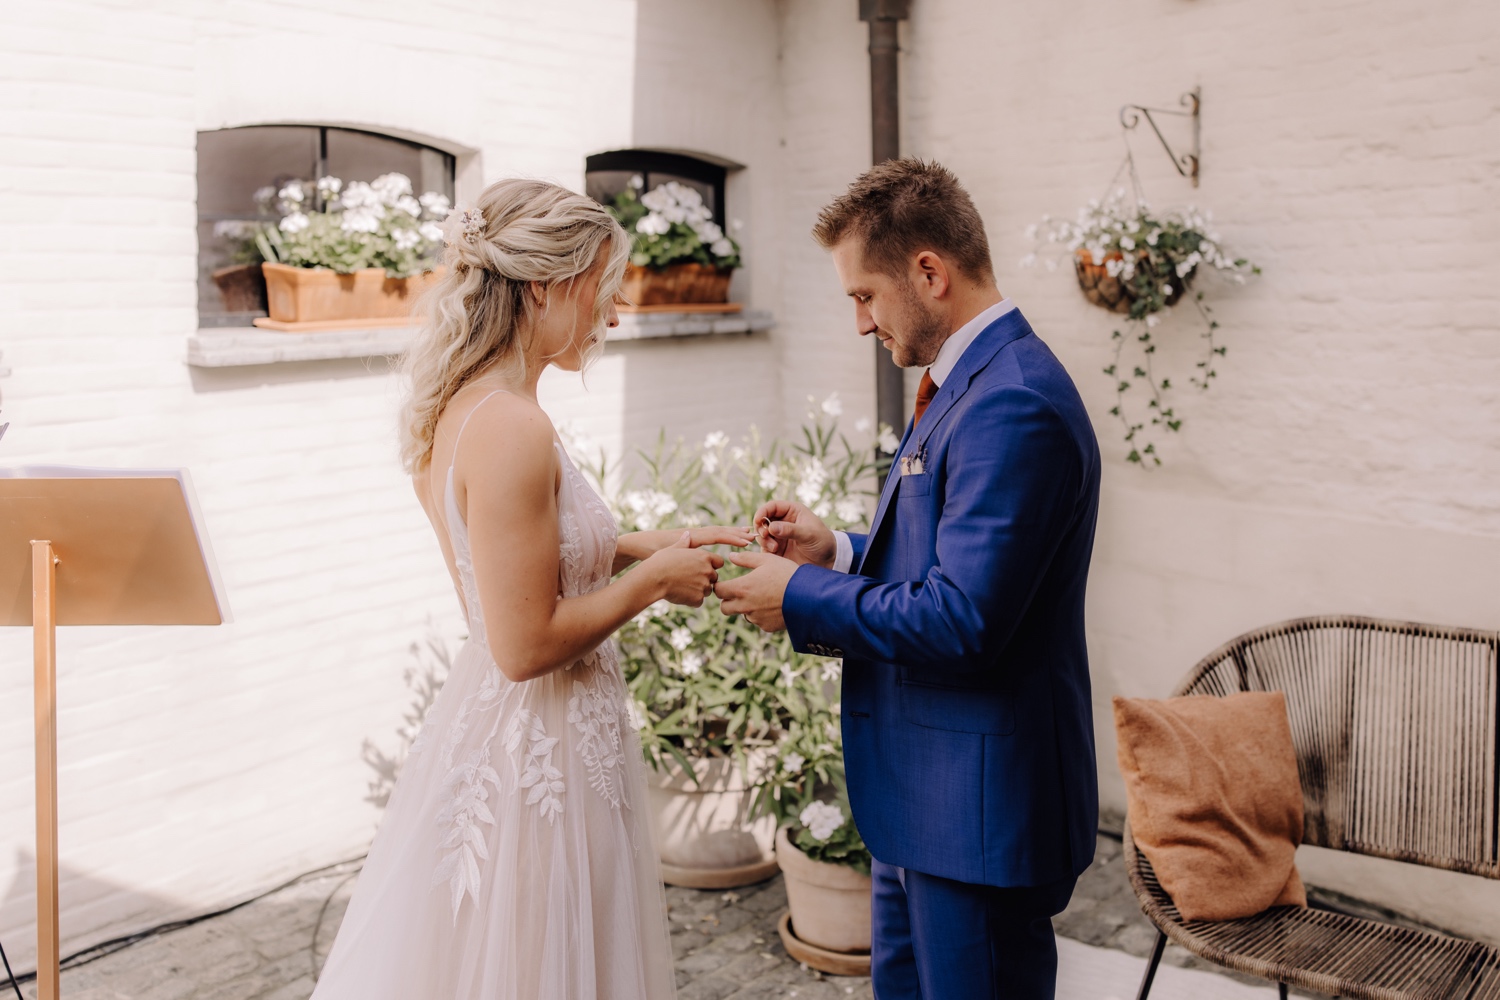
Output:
(399, 178), (629, 473)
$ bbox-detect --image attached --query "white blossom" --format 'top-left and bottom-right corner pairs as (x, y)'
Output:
(796, 459), (827, 507)
(820, 660), (842, 682)
(636, 213), (671, 237)
(758, 465), (780, 490)
(1119, 236), (1136, 251)
(371, 172), (413, 205)
(253, 185), (276, 207)
(395, 195), (422, 218)
(701, 453), (719, 473)
(669, 627), (693, 651)
(730, 446), (747, 462)
(626, 700), (649, 731)
(278, 212), (310, 234)
(710, 238), (735, 258)
(855, 417), (872, 434)
(418, 221), (444, 243)
(821, 393), (843, 417)
(629, 174), (645, 190)
(419, 191), (451, 216)
(835, 497), (864, 524)
(704, 431), (729, 450)
(341, 208), (381, 234)
(278, 182), (304, 204)
(782, 751), (806, 773)
(632, 599), (671, 626)
(1146, 229), (1160, 247)
(393, 227), (421, 251)
(681, 652), (704, 676)
(316, 175), (343, 198)
(799, 801), (846, 842)
(213, 220), (257, 239)
(813, 500), (831, 518)
(1145, 313), (1161, 328)
(1161, 284), (1173, 297)
(622, 489), (678, 530)
(876, 425), (900, 453)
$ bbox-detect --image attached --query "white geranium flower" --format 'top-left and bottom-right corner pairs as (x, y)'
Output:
(278, 182), (304, 204)
(782, 751), (806, 773)
(681, 652), (704, 676)
(663, 205), (687, 225)
(395, 195), (422, 218)
(835, 497), (864, 524)
(710, 238), (735, 258)
(418, 221), (444, 243)
(640, 187), (671, 213)
(253, 185), (276, 207)
(876, 425), (899, 453)
(213, 220), (256, 239)
(799, 801), (846, 842)
(636, 213), (671, 237)
(1146, 229), (1160, 246)
(821, 393), (843, 417)
(316, 175), (342, 197)
(393, 228), (421, 251)
(419, 191), (451, 216)
(371, 172), (413, 205)
(692, 220), (724, 244)
(278, 212), (310, 234)
(669, 627), (693, 651)
(1120, 236), (1136, 251)
(758, 465), (780, 490)
(1105, 257), (1124, 278)
(339, 181), (380, 210)
(1162, 284), (1173, 297)
(341, 208), (381, 234)
(629, 173), (645, 189)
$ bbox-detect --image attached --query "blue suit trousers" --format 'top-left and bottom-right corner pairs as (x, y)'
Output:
(871, 860), (1077, 1000)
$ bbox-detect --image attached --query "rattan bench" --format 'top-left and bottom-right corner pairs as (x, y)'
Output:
(1125, 615), (1500, 1000)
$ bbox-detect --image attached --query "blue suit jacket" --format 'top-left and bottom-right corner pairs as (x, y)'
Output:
(784, 309), (1101, 888)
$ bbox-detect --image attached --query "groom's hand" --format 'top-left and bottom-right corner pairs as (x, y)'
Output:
(751, 500), (836, 568)
(715, 551), (797, 632)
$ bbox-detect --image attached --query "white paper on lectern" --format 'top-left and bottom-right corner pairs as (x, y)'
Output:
(0, 465), (233, 623)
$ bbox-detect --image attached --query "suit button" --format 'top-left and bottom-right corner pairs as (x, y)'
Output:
(831, 649), (843, 657)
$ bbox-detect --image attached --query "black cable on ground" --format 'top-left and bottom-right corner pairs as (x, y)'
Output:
(0, 935), (24, 1000)
(2, 855), (366, 985)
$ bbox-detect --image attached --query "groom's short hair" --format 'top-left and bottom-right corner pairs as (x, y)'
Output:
(812, 159), (994, 284)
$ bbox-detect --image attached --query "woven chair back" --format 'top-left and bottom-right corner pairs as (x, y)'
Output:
(1176, 615), (1500, 878)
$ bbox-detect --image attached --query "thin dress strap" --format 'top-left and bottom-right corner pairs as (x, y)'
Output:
(448, 389), (510, 473)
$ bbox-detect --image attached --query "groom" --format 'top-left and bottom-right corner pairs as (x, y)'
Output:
(716, 159), (1101, 999)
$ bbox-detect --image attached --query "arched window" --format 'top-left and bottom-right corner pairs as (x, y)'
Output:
(585, 150), (734, 229)
(197, 125), (456, 327)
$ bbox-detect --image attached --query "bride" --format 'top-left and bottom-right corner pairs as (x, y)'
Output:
(312, 178), (750, 999)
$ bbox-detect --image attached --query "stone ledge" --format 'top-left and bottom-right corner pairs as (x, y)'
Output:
(186, 310), (774, 367)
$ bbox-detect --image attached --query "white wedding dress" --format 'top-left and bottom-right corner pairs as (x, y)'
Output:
(313, 393), (677, 999)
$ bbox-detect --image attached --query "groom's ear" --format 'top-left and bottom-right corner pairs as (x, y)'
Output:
(912, 250), (951, 300)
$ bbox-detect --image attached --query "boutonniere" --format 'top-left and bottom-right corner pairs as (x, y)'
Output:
(900, 453), (924, 476)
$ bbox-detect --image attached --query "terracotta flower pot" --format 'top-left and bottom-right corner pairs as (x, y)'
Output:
(646, 751), (777, 889)
(260, 262), (444, 327)
(211, 263), (267, 313)
(774, 826), (872, 955)
(621, 262), (733, 306)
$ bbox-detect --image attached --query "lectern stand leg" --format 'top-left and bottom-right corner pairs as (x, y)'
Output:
(31, 540), (59, 1000)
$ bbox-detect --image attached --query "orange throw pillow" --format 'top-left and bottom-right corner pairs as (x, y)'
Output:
(1114, 691), (1308, 922)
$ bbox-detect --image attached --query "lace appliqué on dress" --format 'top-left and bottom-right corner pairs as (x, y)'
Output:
(506, 708), (565, 824)
(566, 667), (630, 812)
(433, 666), (505, 920)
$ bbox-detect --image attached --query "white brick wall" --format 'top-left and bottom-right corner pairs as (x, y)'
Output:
(0, 0), (789, 970)
(775, 0), (1500, 940)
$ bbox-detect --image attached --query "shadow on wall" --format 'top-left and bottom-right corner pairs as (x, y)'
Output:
(0, 847), (184, 978)
(189, 356), (401, 394)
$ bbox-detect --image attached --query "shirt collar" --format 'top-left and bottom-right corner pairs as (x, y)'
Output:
(928, 298), (1015, 388)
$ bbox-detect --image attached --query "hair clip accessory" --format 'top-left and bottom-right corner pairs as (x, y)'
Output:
(460, 208), (485, 242)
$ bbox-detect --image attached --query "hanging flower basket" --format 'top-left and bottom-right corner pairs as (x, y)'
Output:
(1074, 249), (1194, 314)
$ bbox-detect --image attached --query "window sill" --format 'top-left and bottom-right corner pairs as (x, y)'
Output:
(186, 309), (774, 368)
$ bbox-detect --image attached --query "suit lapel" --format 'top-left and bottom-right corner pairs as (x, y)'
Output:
(856, 310), (1034, 569)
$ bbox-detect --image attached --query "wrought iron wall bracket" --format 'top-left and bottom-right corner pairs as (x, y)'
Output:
(1120, 87), (1200, 187)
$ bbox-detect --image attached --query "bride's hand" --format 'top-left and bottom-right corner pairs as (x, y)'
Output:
(642, 531), (726, 608)
(616, 525), (754, 569)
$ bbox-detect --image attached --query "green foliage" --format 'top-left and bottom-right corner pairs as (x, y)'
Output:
(572, 399), (884, 872)
(604, 179), (742, 271)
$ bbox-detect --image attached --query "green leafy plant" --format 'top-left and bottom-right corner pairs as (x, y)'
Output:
(569, 397), (885, 872)
(216, 173), (450, 277)
(1024, 190), (1260, 466)
(604, 176), (742, 270)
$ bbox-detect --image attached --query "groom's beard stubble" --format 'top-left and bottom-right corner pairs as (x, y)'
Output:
(888, 283), (950, 369)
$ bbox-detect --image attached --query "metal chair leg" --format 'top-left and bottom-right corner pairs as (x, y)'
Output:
(1134, 929), (1168, 1000)
(1278, 984), (1289, 1000)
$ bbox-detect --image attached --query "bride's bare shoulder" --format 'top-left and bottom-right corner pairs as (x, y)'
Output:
(443, 388), (557, 488)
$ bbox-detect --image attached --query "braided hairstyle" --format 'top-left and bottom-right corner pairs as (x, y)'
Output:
(399, 178), (629, 473)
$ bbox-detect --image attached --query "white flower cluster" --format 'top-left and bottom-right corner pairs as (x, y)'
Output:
(270, 172), (450, 246)
(635, 181), (737, 260)
(799, 801), (847, 842)
(780, 750), (806, 773)
(621, 489), (678, 530)
(1021, 189), (1238, 284)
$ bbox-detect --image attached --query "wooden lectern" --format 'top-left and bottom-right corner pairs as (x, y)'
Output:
(0, 468), (229, 999)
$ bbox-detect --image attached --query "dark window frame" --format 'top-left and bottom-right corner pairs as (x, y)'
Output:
(585, 150), (728, 228)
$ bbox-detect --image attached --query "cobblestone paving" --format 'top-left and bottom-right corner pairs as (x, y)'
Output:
(13, 835), (1277, 999)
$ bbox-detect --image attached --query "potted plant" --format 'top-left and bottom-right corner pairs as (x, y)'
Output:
(603, 176), (742, 308)
(1023, 190), (1259, 466)
(578, 397), (885, 888)
(219, 174), (451, 331)
(759, 709), (874, 975)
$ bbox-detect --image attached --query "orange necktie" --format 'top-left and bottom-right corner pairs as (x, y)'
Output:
(913, 369), (938, 427)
